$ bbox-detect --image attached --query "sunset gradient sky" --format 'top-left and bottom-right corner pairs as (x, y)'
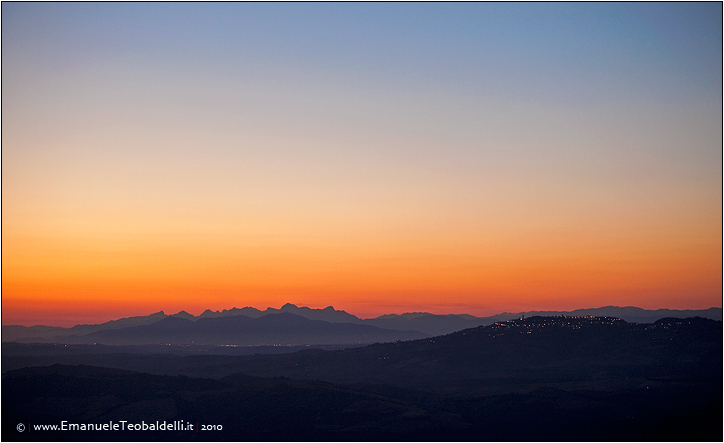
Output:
(3, 3), (722, 326)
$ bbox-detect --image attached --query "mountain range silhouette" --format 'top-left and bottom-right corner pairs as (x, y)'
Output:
(4, 303), (721, 345)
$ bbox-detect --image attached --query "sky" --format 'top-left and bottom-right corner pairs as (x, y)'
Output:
(2, 3), (722, 326)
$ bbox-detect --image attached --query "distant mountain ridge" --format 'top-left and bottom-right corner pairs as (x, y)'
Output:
(3, 304), (721, 343)
(197, 303), (363, 324)
(6, 313), (427, 346)
(2, 311), (168, 342)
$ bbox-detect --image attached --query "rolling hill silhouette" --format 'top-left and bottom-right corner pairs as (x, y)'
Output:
(3, 316), (721, 441)
(120, 316), (718, 393)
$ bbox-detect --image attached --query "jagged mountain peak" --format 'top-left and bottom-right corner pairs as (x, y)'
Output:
(170, 310), (195, 320)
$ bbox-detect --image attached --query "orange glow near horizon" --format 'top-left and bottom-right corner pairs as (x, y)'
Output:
(3, 3), (722, 328)
(3, 202), (721, 326)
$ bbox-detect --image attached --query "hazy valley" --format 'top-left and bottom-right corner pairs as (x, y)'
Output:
(2, 306), (722, 441)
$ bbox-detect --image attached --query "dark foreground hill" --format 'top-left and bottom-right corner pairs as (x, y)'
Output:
(3, 316), (721, 441)
(3, 363), (720, 441)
